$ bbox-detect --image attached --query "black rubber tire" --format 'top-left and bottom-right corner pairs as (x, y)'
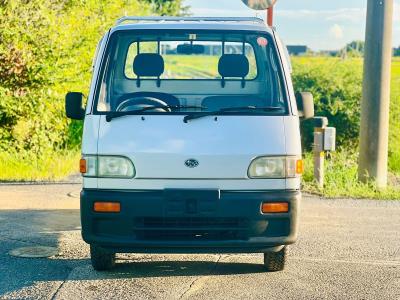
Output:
(263, 247), (286, 272)
(90, 244), (116, 271)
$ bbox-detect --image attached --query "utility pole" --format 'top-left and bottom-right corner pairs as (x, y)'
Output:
(358, 0), (394, 188)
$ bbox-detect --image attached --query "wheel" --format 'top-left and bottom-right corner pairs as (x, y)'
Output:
(263, 247), (286, 272)
(90, 244), (116, 271)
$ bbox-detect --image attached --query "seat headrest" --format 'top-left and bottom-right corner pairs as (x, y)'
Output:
(133, 53), (164, 77)
(218, 54), (249, 78)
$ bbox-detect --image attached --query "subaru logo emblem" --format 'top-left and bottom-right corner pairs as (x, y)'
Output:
(185, 159), (199, 168)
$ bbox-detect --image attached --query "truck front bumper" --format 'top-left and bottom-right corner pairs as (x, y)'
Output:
(80, 189), (301, 253)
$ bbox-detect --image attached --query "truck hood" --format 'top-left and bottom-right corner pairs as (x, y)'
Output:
(97, 115), (286, 179)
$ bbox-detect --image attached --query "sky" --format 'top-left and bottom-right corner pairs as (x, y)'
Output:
(184, 0), (400, 51)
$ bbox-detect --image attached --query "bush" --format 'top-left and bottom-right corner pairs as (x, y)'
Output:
(292, 57), (363, 150)
(389, 58), (400, 173)
(139, 0), (189, 15)
(0, 0), (152, 155)
(0, 87), (66, 154)
(292, 57), (400, 175)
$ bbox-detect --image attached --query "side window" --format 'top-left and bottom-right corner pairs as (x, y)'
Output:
(275, 35), (292, 73)
(97, 53), (111, 112)
(92, 37), (104, 71)
(269, 47), (285, 106)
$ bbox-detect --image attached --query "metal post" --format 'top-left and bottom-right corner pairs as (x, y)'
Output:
(358, 0), (394, 188)
(267, 6), (273, 26)
(313, 117), (328, 188)
(314, 129), (325, 188)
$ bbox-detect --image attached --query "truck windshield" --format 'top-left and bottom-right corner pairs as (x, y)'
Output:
(95, 30), (288, 115)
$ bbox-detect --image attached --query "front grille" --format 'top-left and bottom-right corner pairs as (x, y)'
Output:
(137, 217), (247, 228)
(133, 217), (250, 241)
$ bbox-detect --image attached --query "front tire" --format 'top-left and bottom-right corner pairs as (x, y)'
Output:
(90, 244), (116, 271)
(263, 247), (286, 272)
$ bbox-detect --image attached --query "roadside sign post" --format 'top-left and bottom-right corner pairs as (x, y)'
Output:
(241, 0), (277, 10)
(267, 6), (273, 26)
(241, 0), (276, 25)
(241, 0), (339, 189)
(358, 0), (394, 188)
(314, 129), (325, 188)
(313, 118), (336, 189)
(313, 117), (328, 188)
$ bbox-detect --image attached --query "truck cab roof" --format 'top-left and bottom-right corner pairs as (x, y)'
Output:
(111, 16), (272, 34)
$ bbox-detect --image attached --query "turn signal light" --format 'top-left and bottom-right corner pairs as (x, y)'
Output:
(261, 202), (289, 214)
(296, 159), (304, 174)
(93, 202), (121, 213)
(80, 158), (87, 174)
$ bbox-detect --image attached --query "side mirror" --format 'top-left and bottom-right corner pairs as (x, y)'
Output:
(65, 92), (85, 120)
(296, 92), (314, 120)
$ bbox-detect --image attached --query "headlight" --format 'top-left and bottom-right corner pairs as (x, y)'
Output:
(98, 156), (135, 178)
(81, 155), (135, 178)
(248, 156), (303, 179)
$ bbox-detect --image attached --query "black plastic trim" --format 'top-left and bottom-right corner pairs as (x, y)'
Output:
(80, 189), (300, 253)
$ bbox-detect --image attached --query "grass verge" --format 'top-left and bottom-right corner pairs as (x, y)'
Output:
(0, 150), (80, 182)
(302, 151), (400, 200)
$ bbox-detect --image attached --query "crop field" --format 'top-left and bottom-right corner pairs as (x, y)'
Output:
(162, 55), (258, 79)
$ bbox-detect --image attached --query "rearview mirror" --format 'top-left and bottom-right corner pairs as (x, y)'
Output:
(241, 0), (277, 10)
(177, 44), (205, 55)
(65, 92), (85, 120)
(296, 92), (314, 120)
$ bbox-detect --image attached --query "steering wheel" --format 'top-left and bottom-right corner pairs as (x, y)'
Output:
(116, 96), (171, 112)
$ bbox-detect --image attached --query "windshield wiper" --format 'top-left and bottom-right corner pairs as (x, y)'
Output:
(183, 106), (284, 123)
(106, 105), (206, 122)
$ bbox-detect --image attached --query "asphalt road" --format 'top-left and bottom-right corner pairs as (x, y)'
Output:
(0, 184), (399, 300)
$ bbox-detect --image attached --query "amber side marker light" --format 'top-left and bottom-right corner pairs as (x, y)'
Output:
(79, 158), (87, 174)
(261, 202), (289, 214)
(94, 202), (121, 213)
(296, 159), (304, 175)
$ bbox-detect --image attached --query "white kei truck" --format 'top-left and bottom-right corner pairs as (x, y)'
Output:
(65, 16), (314, 271)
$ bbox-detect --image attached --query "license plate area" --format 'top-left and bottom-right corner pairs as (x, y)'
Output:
(164, 189), (220, 216)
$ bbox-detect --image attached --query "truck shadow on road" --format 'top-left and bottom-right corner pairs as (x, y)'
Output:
(94, 259), (267, 278)
(0, 209), (268, 297)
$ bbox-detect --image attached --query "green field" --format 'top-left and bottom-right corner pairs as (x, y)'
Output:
(162, 55), (258, 79)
